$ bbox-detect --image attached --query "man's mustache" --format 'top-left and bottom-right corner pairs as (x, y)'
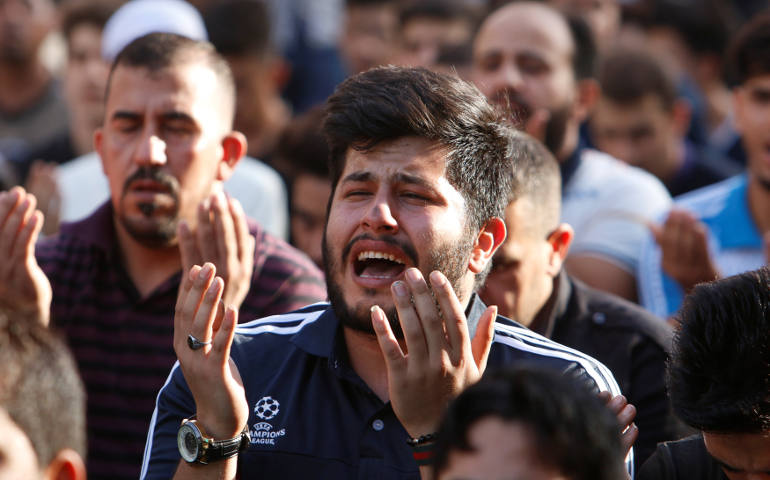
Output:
(122, 166), (180, 198)
(341, 233), (418, 266)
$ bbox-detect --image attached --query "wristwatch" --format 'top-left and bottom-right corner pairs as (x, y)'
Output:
(177, 417), (250, 465)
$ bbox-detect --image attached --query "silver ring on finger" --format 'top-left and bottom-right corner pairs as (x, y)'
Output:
(187, 334), (211, 351)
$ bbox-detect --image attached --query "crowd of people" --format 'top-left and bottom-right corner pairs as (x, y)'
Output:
(0, 0), (768, 479)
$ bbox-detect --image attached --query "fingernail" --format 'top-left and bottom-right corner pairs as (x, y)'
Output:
(201, 263), (213, 275)
(392, 281), (407, 297)
(406, 268), (421, 283)
(429, 271), (445, 286)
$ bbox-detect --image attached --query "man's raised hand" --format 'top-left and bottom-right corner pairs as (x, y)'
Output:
(650, 209), (719, 293)
(173, 262), (248, 441)
(178, 192), (256, 310)
(371, 268), (497, 438)
(0, 187), (51, 325)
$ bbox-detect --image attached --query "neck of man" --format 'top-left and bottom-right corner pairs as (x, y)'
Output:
(555, 123), (580, 164)
(0, 60), (50, 114)
(343, 327), (392, 402)
(68, 108), (103, 157)
(747, 172), (770, 236)
(113, 219), (182, 299)
(245, 97), (290, 159)
(656, 141), (686, 184)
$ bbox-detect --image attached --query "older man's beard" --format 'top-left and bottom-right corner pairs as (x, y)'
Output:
(322, 228), (476, 339)
(118, 166), (181, 248)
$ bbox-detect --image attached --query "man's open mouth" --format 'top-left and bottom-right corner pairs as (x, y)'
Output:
(354, 250), (407, 280)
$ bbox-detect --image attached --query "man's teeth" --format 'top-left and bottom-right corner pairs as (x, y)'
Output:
(357, 251), (404, 263)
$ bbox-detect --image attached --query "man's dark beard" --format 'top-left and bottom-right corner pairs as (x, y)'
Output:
(322, 227), (476, 339)
(118, 166), (180, 248)
(542, 104), (571, 157)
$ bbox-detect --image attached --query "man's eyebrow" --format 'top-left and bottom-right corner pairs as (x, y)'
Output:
(160, 111), (195, 122)
(339, 171), (435, 190)
(340, 171), (374, 184)
(110, 110), (141, 121)
(392, 172), (434, 190)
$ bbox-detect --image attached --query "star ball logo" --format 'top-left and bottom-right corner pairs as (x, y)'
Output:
(251, 396), (286, 446)
(254, 396), (280, 420)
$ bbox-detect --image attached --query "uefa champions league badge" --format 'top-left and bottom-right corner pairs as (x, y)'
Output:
(251, 396), (287, 446)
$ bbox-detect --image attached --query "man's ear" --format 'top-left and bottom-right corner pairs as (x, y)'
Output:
(545, 222), (574, 276)
(469, 217), (507, 274)
(671, 98), (692, 138)
(43, 448), (87, 480)
(574, 78), (600, 122)
(94, 128), (108, 175)
(732, 87), (746, 134)
(216, 131), (247, 182)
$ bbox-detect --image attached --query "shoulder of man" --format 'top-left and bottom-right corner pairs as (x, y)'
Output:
(490, 315), (621, 395)
(36, 202), (114, 271)
(564, 276), (673, 352)
(638, 434), (727, 480)
(573, 148), (671, 202)
(241, 221), (327, 318)
(141, 302), (331, 480)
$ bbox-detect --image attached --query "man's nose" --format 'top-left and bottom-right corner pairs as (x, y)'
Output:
(361, 198), (398, 234)
(500, 62), (524, 91)
(134, 134), (167, 166)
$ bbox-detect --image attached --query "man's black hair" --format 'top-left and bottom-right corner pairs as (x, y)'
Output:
(726, 13), (770, 87)
(60, 0), (121, 42)
(204, 0), (271, 59)
(106, 32), (236, 126)
(274, 105), (329, 180)
(644, 0), (732, 57)
(323, 65), (512, 237)
(398, 1), (473, 30)
(566, 12), (596, 81)
(598, 46), (678, 111)
(433, 365), (626, 480)
(668, 267), (770, 433)
(0, 313), (86, 466)
(505, 130), (561, 235)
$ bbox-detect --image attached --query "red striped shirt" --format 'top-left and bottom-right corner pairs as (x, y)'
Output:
(37, 202), (326, 480)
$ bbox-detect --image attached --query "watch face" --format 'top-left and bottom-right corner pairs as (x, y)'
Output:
(177, 422), (201, 463)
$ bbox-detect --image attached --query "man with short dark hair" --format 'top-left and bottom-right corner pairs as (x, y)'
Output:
(638, 267), (770, 479)
(0, 32), (325, 480)
(272, 106), (330, 268)
(141, 65), (627, 480)
(480, 130), (680, 468)
(0, 0), (67, 173)
(472, 2), (672, 302)
(432, 366), (627, 480)
(0, 312), (87, 480)
(391, 1), (477, 71)
(592, 46), (738, 197)
(203, 0), (291, 162)
(638, 14), (770, 318)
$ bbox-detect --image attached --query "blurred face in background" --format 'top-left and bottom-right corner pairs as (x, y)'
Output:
(0, 0), (54, 64)
(64, 23), (109, 140)
(291, 172), (330, 268)
(395, 16), (472, 69)
(591, 93), (685, 180)
(340, 2), (397, 74)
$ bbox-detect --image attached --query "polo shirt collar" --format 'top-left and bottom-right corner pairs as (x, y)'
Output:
(59, 201), (119, 254)
(289, 294), (487, 359)
(715, 174), (761, 249)
(531, 270), (571, 338)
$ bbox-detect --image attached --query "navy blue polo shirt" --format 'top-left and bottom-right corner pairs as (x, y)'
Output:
(141, 298), (622, 479)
